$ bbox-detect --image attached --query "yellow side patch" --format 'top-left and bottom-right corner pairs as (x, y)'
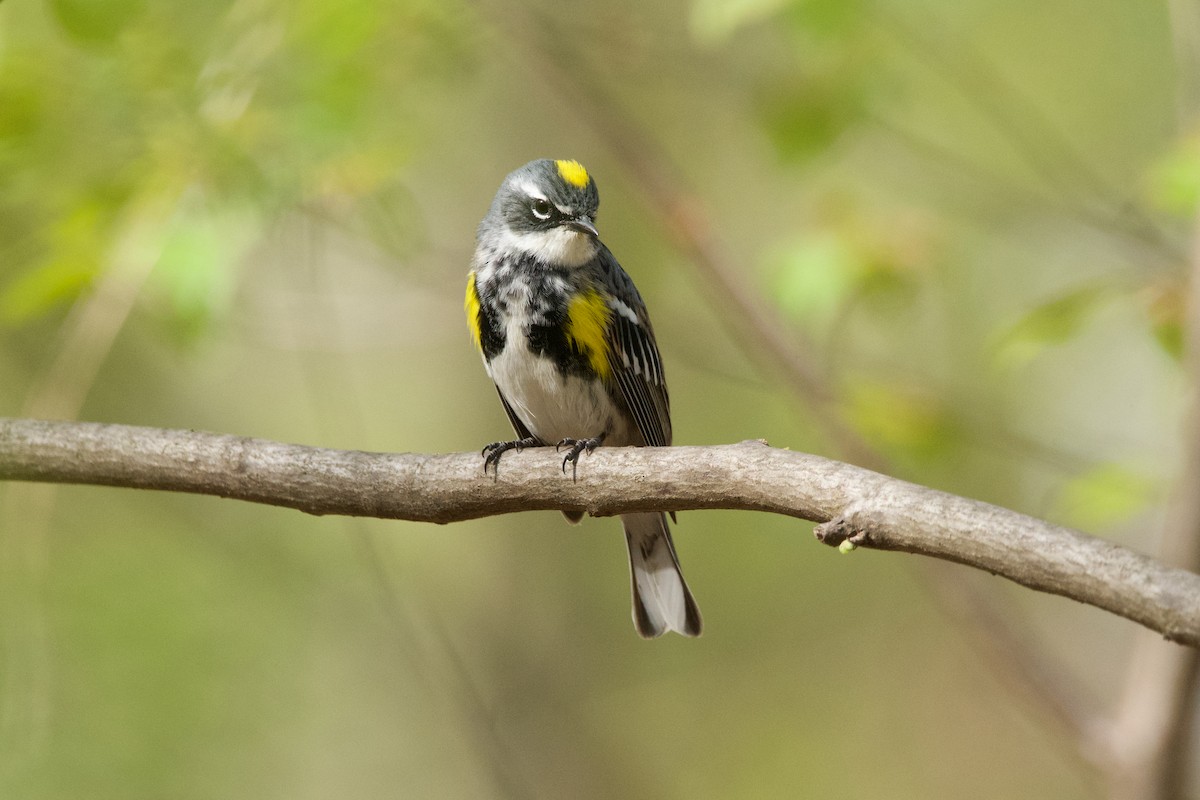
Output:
(555, 159), (590, 189)
(565, 288), (612, 379)
(465, 271), (482, 351)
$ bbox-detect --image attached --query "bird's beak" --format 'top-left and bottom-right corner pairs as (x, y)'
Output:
(565, 216), (599, 238)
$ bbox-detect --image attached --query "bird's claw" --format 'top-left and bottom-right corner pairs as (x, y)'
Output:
(481, 436), (541, 478)
(556, 436), (604, 482)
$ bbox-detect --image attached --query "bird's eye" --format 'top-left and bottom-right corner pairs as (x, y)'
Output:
(531, 199), (553, 220)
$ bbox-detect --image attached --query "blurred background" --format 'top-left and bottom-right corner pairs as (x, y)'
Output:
(2, 0), (1199, 797)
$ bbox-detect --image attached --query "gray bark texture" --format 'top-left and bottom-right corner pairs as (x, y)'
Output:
(2, 417), (1198, 646)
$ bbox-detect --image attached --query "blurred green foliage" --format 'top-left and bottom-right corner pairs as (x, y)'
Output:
(990, 284), (1113, 370)
(0, 0), (468, 334)
(2, 0), (1197, 797)
(1149, 131), (1200, 214)
(1053, 462), (1160, 532)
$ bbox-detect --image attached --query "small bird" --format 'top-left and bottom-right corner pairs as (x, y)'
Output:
(465, 159), (702, 638)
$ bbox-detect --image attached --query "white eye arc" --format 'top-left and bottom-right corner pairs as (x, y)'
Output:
(531, 198), (554, 220)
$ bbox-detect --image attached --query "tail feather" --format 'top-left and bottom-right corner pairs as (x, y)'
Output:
(622, 512), (702, 638)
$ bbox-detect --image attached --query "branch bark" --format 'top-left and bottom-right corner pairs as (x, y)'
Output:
(2, 417), (1198, 646)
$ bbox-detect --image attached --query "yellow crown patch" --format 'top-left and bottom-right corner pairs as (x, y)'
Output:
(555, 159), (590, 188)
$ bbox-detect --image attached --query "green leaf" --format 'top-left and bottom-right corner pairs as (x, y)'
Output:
(781, 0), (864, 36)
(991, 285), (1109, 370)
(1145, 280), (1185, 362)
(757, 78), (859, 162)
(0, 259), (95, 324)
(50, 0), (147, 46)
(1054, 464), (1157, 531)
(1, 204), (110, 324)
(846, 381), (959, 459)
(690, 0), (789, 44)
(1147, 134), (1200, 215)
(769, 233), (861, 327)
(148, 201), (260, 340)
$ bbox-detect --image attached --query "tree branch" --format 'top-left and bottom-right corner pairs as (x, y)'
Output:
(2, 417), (1198, 646)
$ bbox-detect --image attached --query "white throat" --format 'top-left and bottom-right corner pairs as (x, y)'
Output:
(499, 226), (597, 268)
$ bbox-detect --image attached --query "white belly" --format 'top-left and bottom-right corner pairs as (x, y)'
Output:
(487, 340), (619, 443)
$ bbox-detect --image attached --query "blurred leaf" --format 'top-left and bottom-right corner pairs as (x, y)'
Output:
(1152, 318), (1185, 361)
(1054, 463), (1157, 531)
(0, 69), (43, 144)
(0, 204), (110, 324)
(846, 207), (936, 304)
(991, 285), (1110, 370)
(1144, 279), (1185, 361)
(751, 0), (872, 162)
(691, 0), (863, 44)
(780, 0), (864, 36)
(769, 233), (861, 327)
(769, 211), (931, 329)
(1146, 132), (1200, 215)
(690, 0), (789, 44)
(757, 76), (860, 162)
(146, 198), (261, 341)
(0, 260), (94, 325)
(846, 381), (959, 459)
(50, 0), (147, 46)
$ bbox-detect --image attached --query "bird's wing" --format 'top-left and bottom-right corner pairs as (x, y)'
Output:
(601, 254), (672, 448)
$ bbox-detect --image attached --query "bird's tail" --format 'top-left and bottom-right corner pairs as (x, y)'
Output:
(622, 512), (702, 638)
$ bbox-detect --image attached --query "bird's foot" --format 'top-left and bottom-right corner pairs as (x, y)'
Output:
(556, 435), (606, 482)
(482, 436), (542, 478)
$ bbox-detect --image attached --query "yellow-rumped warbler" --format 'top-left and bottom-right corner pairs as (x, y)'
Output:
(465, 159), (702, 638)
